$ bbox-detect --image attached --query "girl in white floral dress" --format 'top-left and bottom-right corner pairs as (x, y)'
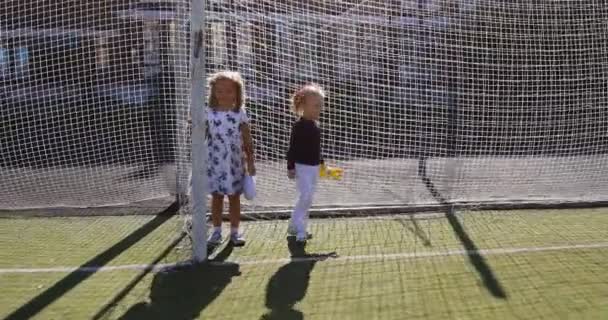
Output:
(205, 71), (255, 247)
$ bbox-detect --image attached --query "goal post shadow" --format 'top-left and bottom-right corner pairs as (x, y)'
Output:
(418, 157), (507, 299)
(4, 202), (180, 320)
(113, 243), (240, 320)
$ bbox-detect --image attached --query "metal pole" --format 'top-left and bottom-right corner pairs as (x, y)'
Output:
(190, 0), (208, 262)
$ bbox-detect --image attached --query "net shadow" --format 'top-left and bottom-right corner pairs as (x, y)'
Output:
(418, 158), (507, 299)
(394, 216), (432, 247)
(92, 231), (188, 320)
(4, 201), (180, 320)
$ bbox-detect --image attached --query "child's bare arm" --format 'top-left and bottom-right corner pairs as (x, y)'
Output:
(241, 123), (256, 176)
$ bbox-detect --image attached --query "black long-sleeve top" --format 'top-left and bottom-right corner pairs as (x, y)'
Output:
(287, 118), (324, 170)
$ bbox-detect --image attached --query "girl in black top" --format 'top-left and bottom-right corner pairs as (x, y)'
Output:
(286, 83), (325, 243)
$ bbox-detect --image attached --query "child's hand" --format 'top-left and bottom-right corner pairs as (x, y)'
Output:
(248, 162), (256, 176)
(288, 169), (296, 180)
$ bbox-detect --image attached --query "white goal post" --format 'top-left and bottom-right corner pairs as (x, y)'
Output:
(190, 0), (208, 262)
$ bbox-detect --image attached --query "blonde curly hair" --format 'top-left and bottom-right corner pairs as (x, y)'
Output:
(290, 83), (326, 115)
(207, 71), (246, 111)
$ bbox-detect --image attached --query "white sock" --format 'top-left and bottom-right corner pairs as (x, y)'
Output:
(231, 227), (239, 235)
(213, 226), (222, 234)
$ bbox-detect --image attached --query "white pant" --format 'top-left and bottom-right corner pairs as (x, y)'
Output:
(291, 164), (319, 236)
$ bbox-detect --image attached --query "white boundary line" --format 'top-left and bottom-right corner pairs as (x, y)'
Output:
(1, 242), (607, 274)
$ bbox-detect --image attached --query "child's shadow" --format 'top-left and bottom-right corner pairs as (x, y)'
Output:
(261, 238), (337, 320)
(119, 244), (240, 320)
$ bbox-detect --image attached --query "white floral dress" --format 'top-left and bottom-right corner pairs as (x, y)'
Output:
(207, 107), (249, 195)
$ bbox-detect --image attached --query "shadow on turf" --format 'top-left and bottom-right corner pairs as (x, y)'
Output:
(395, 216), (432, 247)
(118, 243), (240, 320)
(92, 232), (190, 320)
(260, 237), (338, 320)
(418, 157), (508, 299)
(4, 201), (180, 320)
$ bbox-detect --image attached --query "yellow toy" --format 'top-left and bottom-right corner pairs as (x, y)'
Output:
(320, 164), (344, 180)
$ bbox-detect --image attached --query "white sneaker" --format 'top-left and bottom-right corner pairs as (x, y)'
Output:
(296, 232), (308, 243)
(288, 227), (313, 239)
(208, 231), (222, 246)
(287, 224), (297, 236)
(230, 233), (246, 247)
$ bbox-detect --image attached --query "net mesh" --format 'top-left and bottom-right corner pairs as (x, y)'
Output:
(1, 0), (608, 213)
(0, 0), (191, 210)
(204, 0), (608, 212)
(1, 2), (608, 316)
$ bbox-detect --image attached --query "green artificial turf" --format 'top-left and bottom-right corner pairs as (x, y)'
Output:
(1, 208), (607, 319)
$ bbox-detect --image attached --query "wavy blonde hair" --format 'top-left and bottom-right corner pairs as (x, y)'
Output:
(207, 71), (246, 111)
(290, 83), (326, 115)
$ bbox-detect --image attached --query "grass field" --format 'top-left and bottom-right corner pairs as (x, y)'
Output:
(1, 208), (607, 320)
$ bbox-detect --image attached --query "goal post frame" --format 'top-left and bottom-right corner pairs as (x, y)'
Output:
(190, 0), (208, 263)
